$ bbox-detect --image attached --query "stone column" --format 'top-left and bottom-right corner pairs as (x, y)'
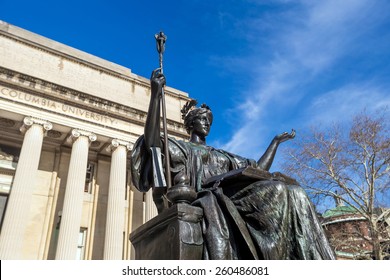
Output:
(0, 117), (52, 259)
(55, 129), (96, 260)
(145, 190), (158, 222)
(103, 139), (131, 260)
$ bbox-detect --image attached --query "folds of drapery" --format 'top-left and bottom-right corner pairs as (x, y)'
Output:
(131, 135), (336, 260)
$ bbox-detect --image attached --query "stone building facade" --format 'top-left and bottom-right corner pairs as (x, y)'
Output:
(0, 21), (191, 259)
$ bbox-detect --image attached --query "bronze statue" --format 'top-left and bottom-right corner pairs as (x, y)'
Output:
(130, 69), (336, 260)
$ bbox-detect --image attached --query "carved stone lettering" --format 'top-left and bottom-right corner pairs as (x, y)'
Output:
(0, 86), (117, 126)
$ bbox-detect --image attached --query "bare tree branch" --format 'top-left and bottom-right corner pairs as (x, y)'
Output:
(282, 110), (390, 259)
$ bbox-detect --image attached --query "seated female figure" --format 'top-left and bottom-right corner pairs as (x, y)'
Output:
(131, 70), (335, 260)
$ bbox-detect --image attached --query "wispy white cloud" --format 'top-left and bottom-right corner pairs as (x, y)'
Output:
(217, 0), (390, 160)
(289, 0), (385, 73)
(305, 83), (390, 126)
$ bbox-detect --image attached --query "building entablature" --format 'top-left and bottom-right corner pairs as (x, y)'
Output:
(0, 69), (191, 157)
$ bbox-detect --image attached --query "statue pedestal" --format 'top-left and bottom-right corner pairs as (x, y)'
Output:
(130, 203), (203, 260)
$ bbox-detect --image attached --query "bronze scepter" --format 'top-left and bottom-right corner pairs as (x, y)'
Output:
(155, 31), (171, 188)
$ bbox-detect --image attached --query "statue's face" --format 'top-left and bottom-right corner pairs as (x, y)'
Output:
(192, 113), (211, 137)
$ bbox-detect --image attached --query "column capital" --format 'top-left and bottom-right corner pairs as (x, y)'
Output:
(106, 139), (132, 153)
(20, 116), (53, 134)
(67, 129), (97, 144)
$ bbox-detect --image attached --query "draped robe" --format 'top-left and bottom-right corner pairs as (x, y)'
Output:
(131, 136), (335, 260)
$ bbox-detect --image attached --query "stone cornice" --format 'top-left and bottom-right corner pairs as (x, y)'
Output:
(0, 25), (187, 99)
(0, 24), (140, 84)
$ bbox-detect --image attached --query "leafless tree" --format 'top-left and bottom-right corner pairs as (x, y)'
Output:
(283, 111), (390, 259)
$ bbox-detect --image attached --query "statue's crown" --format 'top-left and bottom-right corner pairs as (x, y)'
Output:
(181, 100), (197, 120)
(181, 100), (211, 120)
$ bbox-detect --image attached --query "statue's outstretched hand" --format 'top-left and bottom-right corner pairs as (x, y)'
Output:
(275, 129), (296, 144)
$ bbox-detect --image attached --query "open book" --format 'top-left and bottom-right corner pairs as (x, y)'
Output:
(203, 166), (299, 189)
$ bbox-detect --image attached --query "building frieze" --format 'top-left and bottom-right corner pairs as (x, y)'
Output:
(0, 67), (188, 138)
(0, 66), (148, 121)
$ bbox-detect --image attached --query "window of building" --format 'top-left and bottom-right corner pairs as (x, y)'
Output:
(0, 145), (20, 169)
(76, 227), (87, 260)
(0, 194), (9, 229)
(0, 144), (19, 192)
(84, 162), (95, 193)
(0, 173), (14, 191)
(0, 144), (19, 228)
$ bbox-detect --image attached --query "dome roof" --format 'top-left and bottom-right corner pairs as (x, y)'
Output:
(322, 205), (358, 218)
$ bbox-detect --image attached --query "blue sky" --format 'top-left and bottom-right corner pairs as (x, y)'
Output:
(1, 0), (390, 169)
